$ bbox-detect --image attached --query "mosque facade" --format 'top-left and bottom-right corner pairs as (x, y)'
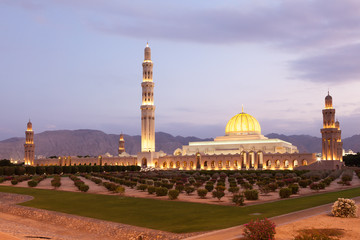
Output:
(29, 44), (344, 170)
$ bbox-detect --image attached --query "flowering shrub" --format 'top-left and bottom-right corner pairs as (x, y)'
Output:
(331, 198), (358, 218)
(243, 218), (276, 240)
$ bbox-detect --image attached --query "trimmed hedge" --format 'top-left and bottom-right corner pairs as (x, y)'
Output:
(155, 187), (168, 196)
(0, 165), (141, 176)
(244, 189), (259, 200)
(279, 188), (292, 198)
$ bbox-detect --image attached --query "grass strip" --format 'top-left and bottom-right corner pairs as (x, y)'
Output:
(0, 186), (359, 233)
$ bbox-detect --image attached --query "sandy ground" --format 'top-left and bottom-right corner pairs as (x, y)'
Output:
(275, 204), (360, 240)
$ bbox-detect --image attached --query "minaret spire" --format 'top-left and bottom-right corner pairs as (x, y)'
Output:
(141, 43), (155, 152)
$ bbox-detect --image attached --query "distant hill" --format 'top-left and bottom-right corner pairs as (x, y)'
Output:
(0, 129), (358, 160)
(265, 133), (322, 153)
(0, 130), (212, 159)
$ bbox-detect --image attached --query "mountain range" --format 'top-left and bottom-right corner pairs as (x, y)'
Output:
(0, 129), (359, 160)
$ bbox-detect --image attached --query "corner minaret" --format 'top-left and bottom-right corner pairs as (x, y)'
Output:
(24, 120), (35, 165)
(118, 134), (125, 155)
(141, 43), (155, 152)
(321, 92), (343, 161)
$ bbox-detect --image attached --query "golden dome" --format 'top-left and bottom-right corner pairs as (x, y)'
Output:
(225, 111), (261, 136)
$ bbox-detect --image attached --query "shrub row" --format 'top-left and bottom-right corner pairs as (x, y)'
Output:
(51, 175), (61, 188)
(27, 175), (46, 187)
(11, 175), (31, 185)
(69, 175), (89, 192)
(0, 165), (141, 176)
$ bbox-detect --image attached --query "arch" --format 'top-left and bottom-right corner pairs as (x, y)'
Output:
(196, 152), (201, 170)
(190, 161), (194, 169)
(241, 151), (247, 168)
(302, 160), (308, 166)
(218, 161), (223, 168)
(266, 160), (271, 167)
(154, 161), (158, 168)
(249, 151), (255, 168)
(142, 158), (147, 168)
(170, 161), (174, 168)
(284, 160), (289, 168)
(226, 160), (230, 168)
(275, 160), (280, 168)
(176, 161), (180, 168)
(211, 161), (215, 168)
(257, 151), (264, 168)
(293, 160), (298, 168)
(183, 161), (187, 169)
(234, 160), (238, 168)
(204, 161), (208, 167)
(163, 161), (167, 168)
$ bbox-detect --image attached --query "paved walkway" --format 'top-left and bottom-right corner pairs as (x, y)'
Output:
(184, 196), (360, 240)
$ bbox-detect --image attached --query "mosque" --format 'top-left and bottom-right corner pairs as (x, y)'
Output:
(25, 44), (343, 170)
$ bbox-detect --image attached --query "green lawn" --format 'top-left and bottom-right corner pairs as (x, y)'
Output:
(0, 186), (359, 233)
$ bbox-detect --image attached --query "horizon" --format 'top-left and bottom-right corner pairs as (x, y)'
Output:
(1, 1), (360, 141)
(2, 128), (359, 142)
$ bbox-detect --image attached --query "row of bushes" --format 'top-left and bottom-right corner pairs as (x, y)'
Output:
(51, 175), (61, 188)
(0, 165), (141, 176)
(11, 175), (31, 185)
(69, 175), (89, 192)
(28, 175), (46, 187)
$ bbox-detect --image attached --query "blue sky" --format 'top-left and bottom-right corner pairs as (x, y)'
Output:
(1, 0), (360, 140)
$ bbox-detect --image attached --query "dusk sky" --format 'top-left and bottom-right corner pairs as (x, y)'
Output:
(1, 0), (360, 141)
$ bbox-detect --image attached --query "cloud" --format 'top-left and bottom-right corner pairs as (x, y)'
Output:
(4, 0), (360, 49)
(291, 43), (360, 83)
(4, 0), (360, 84)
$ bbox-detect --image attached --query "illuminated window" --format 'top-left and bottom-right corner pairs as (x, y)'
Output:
(284, 160), (289, 168)
(183, 161), (187, 168)
(275, 160), (280, 168)
(293, 160), (298, 167)
(211, 161), (215, 168)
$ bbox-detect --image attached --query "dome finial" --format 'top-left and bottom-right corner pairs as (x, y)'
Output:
(146, 41), (149, 47)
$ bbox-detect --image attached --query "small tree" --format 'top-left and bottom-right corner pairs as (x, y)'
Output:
(279, 188), (292, 198)
(147, 186), (156, 194)
(244, 189), (259, 200)
(115, 186), (125, 196)
(197, 188), (208, 198)
(232, 193), (245, 206)
(228, 186), (240, 194)
(168, 190), (179, 200)
(212, 190), (225, 201)
(184, 186), (195, 195)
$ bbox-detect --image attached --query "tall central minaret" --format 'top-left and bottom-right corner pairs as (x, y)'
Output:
(141, 43), (155, 152)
